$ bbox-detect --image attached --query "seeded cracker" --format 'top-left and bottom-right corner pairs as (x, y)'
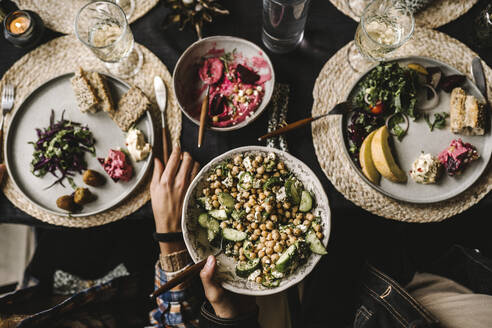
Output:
(70, 67), (99, 113)
(111, 86), (151, 131)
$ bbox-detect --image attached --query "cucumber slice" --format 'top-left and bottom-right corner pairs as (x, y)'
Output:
(238, 171), (253, 189)
(262, 279), (280, 288)
(207, 228), (218, 243)
(263, 176), (282, 190)
(218, 192), (235, 213)
(275, 244), (297, 273)
(305, 229), (327, 255)
(198, 213), (209, 228)
(236, 258), (260, 278)
(299, 190), (313, 212)
(231, 209), (246, 220)
(208, 209), (228, 220)
(243, 240), (254, 260)
(285, 179), (302, 205)
(222, 228), (247, 242)
(207, 218), (220, 234)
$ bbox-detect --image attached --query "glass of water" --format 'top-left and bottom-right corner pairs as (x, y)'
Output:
(75, 0), (143, 78)
(262, 0), (311, 54)
(354, 0), (414, 61)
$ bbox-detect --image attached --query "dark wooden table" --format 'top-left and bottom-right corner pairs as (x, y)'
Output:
(1, 0), (491, 325)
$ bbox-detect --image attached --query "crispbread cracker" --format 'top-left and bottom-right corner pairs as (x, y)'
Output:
(111, 86), (151, 131)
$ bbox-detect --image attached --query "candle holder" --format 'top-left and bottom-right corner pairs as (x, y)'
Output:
(3, 10), (45, 48)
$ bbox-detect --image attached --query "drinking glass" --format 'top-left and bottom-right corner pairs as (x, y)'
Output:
(75, 1), (143, 78)
(262, 0), (311, 54)
(112, 0), (135, 20)
(347, 0), (414, 72)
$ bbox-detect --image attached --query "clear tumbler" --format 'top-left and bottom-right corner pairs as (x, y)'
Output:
(262, 0), (311, 53)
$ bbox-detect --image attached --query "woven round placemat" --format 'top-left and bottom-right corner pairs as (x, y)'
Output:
(12, 0), (159, 34)
(0, 35), (181, 228)
(331, 0), (478, 28)
(312, 27), (492, 223)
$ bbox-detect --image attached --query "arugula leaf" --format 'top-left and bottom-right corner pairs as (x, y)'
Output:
(423, 112), (449, 131)
(387, 113), (406, 141)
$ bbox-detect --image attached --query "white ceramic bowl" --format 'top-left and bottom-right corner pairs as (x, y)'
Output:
(182, 146), (331, 296)
(173, 36), (275, 131)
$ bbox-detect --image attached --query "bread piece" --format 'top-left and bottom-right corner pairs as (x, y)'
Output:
(110, 86), (151, 131)
(463, 95), (485, 136)
(70, 68), (99, 113)
(449, 87), (466, 134)
(87, 72), (115, 113)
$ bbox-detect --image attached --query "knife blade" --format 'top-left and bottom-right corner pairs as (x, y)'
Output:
(472, 57), (487, 100)
(154, 76), (170, 165)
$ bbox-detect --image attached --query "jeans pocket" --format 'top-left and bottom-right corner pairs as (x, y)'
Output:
(354, 305), (373, 328)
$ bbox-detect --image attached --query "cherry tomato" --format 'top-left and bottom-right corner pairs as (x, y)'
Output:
(370, 101), (384, 115)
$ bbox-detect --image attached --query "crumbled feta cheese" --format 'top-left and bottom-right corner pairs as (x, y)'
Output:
(238, 90), (244, 97)
(276, 186), (287, 202)
(256, 86), (263, 92)
(245, 205), (251, 214)
(271, 270), (284, 279)
(267, 152), (276, 162)
(204, 198), (213, 211)
(243, 157), (253, 170)
(297, 224), (308, 233)
(248, 269), (261, 281)
(253, 90), (259, 96)
(253, 178), (262, 189)
(222, 176), (233, 187)
(254, 211), (261, 221)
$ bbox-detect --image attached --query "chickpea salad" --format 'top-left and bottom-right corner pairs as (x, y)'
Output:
(195, 152), (327, 288)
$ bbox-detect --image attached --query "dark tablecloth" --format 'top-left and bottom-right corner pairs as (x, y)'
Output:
(1, 0), (491, 325)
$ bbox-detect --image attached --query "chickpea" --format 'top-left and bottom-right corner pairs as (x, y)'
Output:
(239, 255), (246, 261)
(272, 230), (280, 241)
(285, 211), (291, 219)
(283, 202), (291, 210)
(285, 228), (292, 235)
(277, 208), (284, 215)
(260, 236), (266, 243)
(250, 234), (259, 241)
(215, 188), (222, 195)
(261, 255), (271, 265)
(216, 168), (222, 177)
(303, 220), (311, 228)
(286, 239), (292, 246)
(234, 203), (241, 210)
(213, 181), (221, 189)
(246, 214), (255, 221)
(265, 221), (274, 230)
(313, 224), (322, 232)
(250, 222), (257, 229)
(248, 199), (255, 207)
(246, 226), (253, 233)
(306, 213), (314, 221)
(258, 250), (265, 258)
(293, 218), (301, 226)
(203, 188), (210, 196)
(273, 172), (280, 177)
(232, 166), (239, 176)
(280, 232), (288, 240)
(260, 223), (267, 231)
(256, 276), (262, 284)
(316, 232), (324, 240)
(292, 206), (298, 214)
(231, 186), (237, 192)
(266, 233), (272, 241)
(271, 253), (279, 262)
(261, 230), (268, 237)
(279, 240), (286, 247)
(266, 240), (275, 248)
(270, 214), (278, 222)
(259, 193), (266, 200)
(242, 191), (250, 198)
(257, 243), (265, 250)
(210, 174), (217, 181)
(296, 213), (304, 220)
(255, 205), (262, 213)
(277, 162), (285, 170)
(220, 222), (227, 229)
(249, 252), (257, 259)
(211, 194), (218, 201)
(266, 247), (273, 255)
(257, 166), (265, 175)
(212, 200), (220, 208)
(280, 169), (288, 175)
(237, 223), (244, 231)
(234, 244), (239, 251)
(233, 156), (242, 165)
(255, 155), (263, 163)
(254, 228), (261, 235)
(289, 236), (297, 244)
(252, 160), (259, 168)
(265, 204), (273, 213)
(294, 228), (302, 236)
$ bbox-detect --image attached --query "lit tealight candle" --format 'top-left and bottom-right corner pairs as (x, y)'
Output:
(9, 15), (31, 35)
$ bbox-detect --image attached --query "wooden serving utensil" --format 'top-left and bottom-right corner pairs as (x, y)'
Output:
(197, 86), (209, 148)
(258, 102), (350, 141)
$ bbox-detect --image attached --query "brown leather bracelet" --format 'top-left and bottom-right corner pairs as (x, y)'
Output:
(159, 249), (191, 272)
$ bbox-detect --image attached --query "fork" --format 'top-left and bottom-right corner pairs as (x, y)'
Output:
(0, 83), (15, 162)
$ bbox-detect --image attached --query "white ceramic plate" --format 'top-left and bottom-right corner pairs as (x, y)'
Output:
(5, 73), (154, 217)
(342, 56), (492, 204)
(182, 146), (331, 296)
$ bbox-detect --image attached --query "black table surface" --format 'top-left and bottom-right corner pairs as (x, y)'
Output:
(1, 1), (492, 322)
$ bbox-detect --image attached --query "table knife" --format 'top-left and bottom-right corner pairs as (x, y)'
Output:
(472, 57), (487, 100)
(154, 76), (170, 165)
